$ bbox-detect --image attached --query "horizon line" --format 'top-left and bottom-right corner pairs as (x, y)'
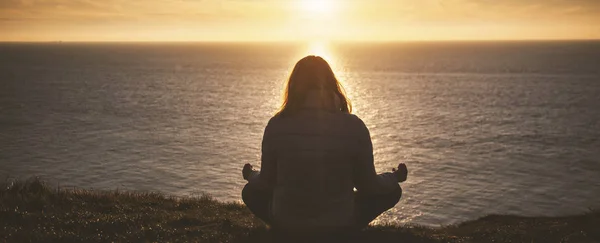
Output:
(1, 38), (600, 44)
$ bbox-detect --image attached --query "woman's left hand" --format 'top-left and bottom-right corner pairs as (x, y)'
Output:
(242, 163), (253, 180)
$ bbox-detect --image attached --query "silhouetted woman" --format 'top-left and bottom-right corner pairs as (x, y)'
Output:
(241, 56), (408, 233)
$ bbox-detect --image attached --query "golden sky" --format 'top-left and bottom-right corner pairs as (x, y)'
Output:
(1, 0), (599, 41)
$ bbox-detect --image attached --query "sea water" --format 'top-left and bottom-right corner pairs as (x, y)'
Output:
(1, 41), (599, 226)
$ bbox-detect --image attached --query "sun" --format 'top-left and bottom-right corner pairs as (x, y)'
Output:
(300, 0), (334, 15)
(291, 0), (340, 41)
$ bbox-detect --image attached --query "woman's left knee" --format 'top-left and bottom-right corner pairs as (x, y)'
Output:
(241, 183), (256, 205)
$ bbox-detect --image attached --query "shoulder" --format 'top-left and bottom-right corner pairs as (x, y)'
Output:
(267, 112), (365, 128)
(345, 113), (367, 128)
(267, 114), (283, 126)
(264, 115), (284, 133)
(330, 113), (370, 135)
(345, 114), (371, 138)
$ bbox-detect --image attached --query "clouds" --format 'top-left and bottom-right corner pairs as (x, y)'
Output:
(1, 0), (229, 24)
(2, 0), (599, 24)
(1, 0), (129, 24)
(355, 0), (600, 24)
(0, 0), (598, 41)
(0, 0), (288, 23)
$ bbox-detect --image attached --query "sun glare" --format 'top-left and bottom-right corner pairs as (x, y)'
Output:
(300, 0), (334, 15)
(307, 42), (331, 60)
(301, 0), (333, 14)
(292, 0), (340, 41)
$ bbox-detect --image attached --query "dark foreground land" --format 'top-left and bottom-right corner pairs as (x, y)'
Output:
(1, 179), (598, 243)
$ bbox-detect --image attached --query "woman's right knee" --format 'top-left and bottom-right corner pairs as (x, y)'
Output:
(393, 185), (402, 200)
(387, 185), (403, 208)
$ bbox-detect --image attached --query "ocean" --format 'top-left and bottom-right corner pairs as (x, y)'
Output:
(1, 41), (599, 226)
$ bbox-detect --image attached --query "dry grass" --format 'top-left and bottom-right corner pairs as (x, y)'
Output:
(1, 178), (598, 243)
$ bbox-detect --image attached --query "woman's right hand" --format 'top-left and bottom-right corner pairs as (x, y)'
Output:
(392, 163), (408, 182)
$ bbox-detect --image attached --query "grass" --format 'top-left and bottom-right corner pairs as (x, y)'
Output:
(0, 178), (598, 243)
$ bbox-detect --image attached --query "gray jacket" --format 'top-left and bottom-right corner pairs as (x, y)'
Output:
(247, 109), (398, 230)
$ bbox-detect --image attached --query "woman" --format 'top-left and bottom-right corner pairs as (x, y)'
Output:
(241, 55), (408, 232)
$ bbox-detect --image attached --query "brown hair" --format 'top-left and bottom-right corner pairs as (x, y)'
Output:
(276, 56), (352, 117)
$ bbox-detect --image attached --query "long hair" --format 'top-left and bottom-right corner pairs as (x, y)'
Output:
(276, 56), (352, 117)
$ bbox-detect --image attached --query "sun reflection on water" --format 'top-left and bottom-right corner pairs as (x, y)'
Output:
(306, 41), (334, 62)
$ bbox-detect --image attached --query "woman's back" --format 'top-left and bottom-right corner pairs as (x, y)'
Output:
(241, 55), (406, 233)
(265, 110), (361, 230)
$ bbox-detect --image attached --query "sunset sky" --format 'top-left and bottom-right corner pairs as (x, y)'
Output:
(1, 0), (599, 42)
